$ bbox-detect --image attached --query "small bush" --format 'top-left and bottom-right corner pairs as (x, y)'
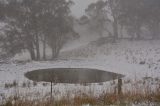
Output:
(4, 81), (18, 89)
(13, 80), (18, 87)
(42, 83), (48, 87)
(139, 61), (145, 65)
(33, 81), (37, 87)
(22, 82), (26, 88)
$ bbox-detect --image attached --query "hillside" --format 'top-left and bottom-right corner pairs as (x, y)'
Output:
(0, 38), (160, 104)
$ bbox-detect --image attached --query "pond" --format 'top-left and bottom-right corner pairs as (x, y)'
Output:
(25, 68), (124, 83)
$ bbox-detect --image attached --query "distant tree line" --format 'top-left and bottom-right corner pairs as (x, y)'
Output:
(0, 0), (77, 60)
(81, 0), (160, 41)
(0, 0), (160, 60)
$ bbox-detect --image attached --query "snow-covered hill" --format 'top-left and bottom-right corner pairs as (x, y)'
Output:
(0, 39), (160, 102)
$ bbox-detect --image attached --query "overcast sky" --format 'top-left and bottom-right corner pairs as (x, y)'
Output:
(71, 0), (97, 18)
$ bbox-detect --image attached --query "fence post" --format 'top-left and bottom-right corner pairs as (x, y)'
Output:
(118, 78), (122, 95)
(51, 81), (52, 100)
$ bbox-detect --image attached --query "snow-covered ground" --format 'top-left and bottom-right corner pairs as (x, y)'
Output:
(0, 39), (160, 103)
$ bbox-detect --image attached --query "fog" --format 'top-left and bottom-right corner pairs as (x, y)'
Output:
(0, 0), (160, 105)
(71, 0), (97, 17)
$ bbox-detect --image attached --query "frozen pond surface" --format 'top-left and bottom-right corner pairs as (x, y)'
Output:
(25, 68), (124, 83)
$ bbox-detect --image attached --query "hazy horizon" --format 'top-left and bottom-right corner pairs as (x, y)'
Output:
(71, 0), (97, 18)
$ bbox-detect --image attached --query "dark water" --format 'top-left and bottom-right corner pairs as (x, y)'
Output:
(25, 68), (124, 83)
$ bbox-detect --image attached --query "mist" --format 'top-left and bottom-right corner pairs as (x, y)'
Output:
(0, 0), (160, 105)
(71, 0), (97, 18)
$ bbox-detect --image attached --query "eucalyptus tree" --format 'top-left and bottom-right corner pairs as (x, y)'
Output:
(85, 0), (122, 41)
(118, 0), (148, 39)
(0, 0), (28, 58)
(39, 0), (74, 59)
(0, 0), (75, 60)
(144, 0), (160, 39)
(85, 0), (109, 37)
(106, 0), (121, 40)
(118, 0), (160, 40)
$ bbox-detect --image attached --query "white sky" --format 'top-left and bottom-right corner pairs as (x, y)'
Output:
(71, 0), (97, 18)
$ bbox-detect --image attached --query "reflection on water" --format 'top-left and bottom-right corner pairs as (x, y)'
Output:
(25, 68), (124, 83)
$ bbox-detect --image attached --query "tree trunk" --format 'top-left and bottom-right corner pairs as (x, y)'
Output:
(135, 22), (141, 40)
(52, 48), (57, 59)
(28, 43), (36, 60)
(136, 29), (141, 40)
(120, 25), (124, 39)
(113, 18), (118, 42)
(51, 46), (59, 60)
(43, 36), (46, 60)
(29, 49), (36, 60)
(152, 22), (159, 39)
(35, 35), (40, 60)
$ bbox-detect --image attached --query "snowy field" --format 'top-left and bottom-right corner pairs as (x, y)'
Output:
(0, 39), (160, 104)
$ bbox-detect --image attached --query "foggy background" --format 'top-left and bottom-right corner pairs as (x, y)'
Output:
(71, 0), (97, 18)
(0, 0), (160, 105)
